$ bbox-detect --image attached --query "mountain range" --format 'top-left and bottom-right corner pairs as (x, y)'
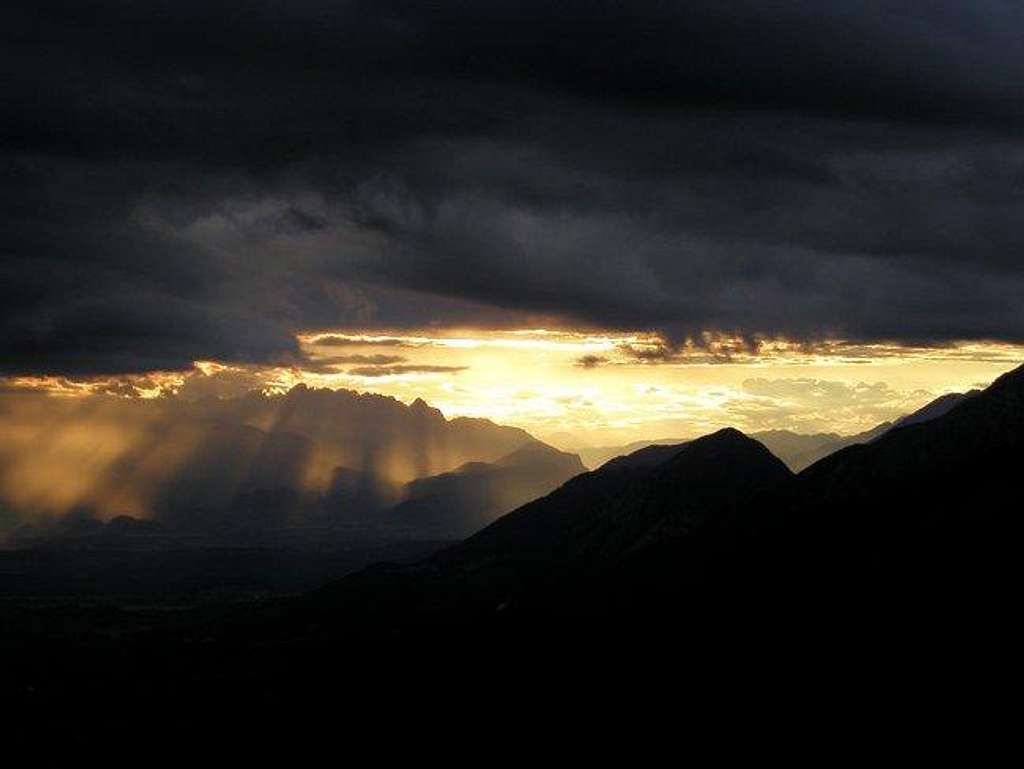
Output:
(1, 384), (985, 545)
(305, 366), (1020, 634)
(576, 390), (978, 471)
(1, 386), (583, 544)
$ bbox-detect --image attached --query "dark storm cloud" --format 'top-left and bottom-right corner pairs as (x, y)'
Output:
(309, 336), (412, 348)
(302, 353), (407, 373)
(317, 354), (407, 367)
(3, 2), (1024, 374)
(347, 365), (467, 378)
(618, 344), (680, 364)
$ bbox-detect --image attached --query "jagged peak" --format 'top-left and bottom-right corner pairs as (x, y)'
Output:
(409, 397), (444, 418)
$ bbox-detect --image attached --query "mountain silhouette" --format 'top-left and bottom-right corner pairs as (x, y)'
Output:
(457, 428), (791, 565)
(576, 437), (689, 469)
(795, 373), (1018, 531)
(577, 428), (886, 472)
(311, 364), (1023, 629)
(390, 442), (586, 538)
(576, 391), (978, 472)
(0, 387), (548, 541)
(184, 384), (538, 483)
(889, 389), (979, 428)
(314, 428), (795, 619)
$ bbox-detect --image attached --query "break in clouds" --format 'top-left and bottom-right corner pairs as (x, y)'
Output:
(4, 2), (1024, 376)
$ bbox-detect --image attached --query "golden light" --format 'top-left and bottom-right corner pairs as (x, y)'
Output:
(2, 329), (1022, 452)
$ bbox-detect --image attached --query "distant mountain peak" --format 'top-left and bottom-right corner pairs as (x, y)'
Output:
(449, 424), (794, 576)
(663, 427), (785, 470)
(693, 426), (749, 445)
(409, 396), (444, 419)
(602, 428), (780, 474)
(391, 440), (586, 538)
(495, 440), (579, 465)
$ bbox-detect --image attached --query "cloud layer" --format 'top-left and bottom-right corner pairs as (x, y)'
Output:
(4, 2), (1024, 375)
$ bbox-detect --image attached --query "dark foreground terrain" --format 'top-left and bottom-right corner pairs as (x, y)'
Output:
(5, 365), (1023, 754)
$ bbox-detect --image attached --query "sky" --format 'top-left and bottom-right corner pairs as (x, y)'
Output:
(3, 2), (1024, 444)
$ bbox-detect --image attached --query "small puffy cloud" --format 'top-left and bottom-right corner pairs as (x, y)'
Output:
(575, 354), (609, 369)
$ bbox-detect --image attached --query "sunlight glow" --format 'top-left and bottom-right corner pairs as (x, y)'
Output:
(2, 329), (1021, 449)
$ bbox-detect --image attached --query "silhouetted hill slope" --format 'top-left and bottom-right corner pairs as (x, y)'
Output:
(458, 428), (792, 565)
(747, 367), (1021, 607)
(768, 391), (977, 471)
(576, 438), (687, 469)
(389, 442), (586, 538)
(312, 429), (795, 615)
(890, 389), (979, 428)
(797, 371), (1020, 512)
(601, 441), (688, 470)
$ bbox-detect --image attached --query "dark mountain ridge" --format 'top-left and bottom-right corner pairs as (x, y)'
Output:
(576, 389), (979, 472)
(797, 373), (1018, 520)
(311, 364), (1023, 627)
(312, 428), (796, 619)
(457, 428), (792, 567)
